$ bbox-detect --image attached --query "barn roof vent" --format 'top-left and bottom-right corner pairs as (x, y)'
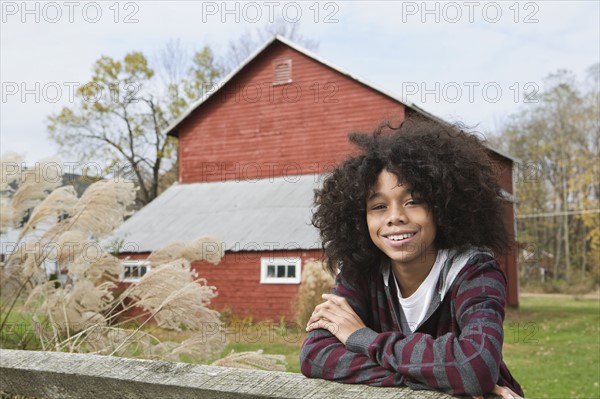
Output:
(273, 58), (292, 85)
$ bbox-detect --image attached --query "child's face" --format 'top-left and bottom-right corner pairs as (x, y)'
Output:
(366, 169), (438, 271)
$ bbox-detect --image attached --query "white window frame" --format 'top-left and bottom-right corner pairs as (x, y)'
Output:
(260, 257), (301, 284)
(120, 260), (151, 283)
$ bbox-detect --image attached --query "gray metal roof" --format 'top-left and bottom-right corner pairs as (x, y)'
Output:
(108, 174), (322, 253)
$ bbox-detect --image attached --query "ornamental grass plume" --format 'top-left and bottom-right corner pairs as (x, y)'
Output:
(18, 186), (79, 240)
(77, 326), (154, 357)
(294, 259), (336, 327)
(11, 159), (63, 230)
(102, 239), (226, 361)
(0, 152), (23, 233)
(0, 168), (138, 342)
(0, 246), (47, 299)
(1, 159), (284, 370)
(146, 236), (223, 266)
(0, 152), (23, 192)
(18, 233), (226, 360)
(1, 173), (136, 306)
(41, 180), (137, 242)
(151, 330), (225, 363)
(123, 258), (221, 332)
(66, 252), (120, 284)
(25, 279), (116, 339)
(0, 195), (13, 235)
(52, 230), (89, 265)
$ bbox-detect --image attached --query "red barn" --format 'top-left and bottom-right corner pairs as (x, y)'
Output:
(111, 36), (519, 321)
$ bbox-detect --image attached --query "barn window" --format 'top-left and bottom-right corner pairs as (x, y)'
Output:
(260, 257), (301, 284)
(273, 58), (292, 85)
(120, 260), (150, 283)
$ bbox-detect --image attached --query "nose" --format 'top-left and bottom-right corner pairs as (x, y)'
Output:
(386, 204), (407, 225)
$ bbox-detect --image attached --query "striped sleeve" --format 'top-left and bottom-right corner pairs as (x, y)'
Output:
(345, 259), (507, 396)
(299, 273), (404, 386)
(300, 329), (404, 385)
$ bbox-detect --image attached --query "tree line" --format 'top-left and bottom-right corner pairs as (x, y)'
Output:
(494, 64), (599, 288)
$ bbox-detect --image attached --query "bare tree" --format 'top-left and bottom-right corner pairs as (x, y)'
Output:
(221, 19), (319, 74)
(48, 44), (222, 207)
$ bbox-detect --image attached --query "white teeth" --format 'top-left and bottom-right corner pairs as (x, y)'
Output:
(388, 233), (415, 241)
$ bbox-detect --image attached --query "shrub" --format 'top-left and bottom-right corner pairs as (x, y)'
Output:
(294, 259), (335, 327)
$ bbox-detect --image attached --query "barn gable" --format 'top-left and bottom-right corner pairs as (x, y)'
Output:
(171, 36), (419, 184)
(167, 35), (515, 185)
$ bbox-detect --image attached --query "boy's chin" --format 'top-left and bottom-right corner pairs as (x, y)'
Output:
(386, 249), (437, 269)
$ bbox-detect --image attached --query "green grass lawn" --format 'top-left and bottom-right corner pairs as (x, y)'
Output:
(503, 296), (600, 399)
(221, 296), (600, 399)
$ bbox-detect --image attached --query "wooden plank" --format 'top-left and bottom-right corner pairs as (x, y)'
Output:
(0, 349), (453, 399)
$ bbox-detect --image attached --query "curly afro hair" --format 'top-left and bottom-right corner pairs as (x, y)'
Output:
(312, 117), (510, 285)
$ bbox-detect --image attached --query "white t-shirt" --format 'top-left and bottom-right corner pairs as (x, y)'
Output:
(393, 249), (449, 332)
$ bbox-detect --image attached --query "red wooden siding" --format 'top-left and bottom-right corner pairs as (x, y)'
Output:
(490, 153), (518, 306)
(177, 41), (406, 183)
(194, 249), (322, 321)
(490, 153), (514, 195)
(117, 250), (323, 322)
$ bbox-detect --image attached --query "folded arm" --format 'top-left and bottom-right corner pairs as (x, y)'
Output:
(300, 260), (509, 397)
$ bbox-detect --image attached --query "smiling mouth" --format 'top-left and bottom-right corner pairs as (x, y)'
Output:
(385, 232), (416, 241)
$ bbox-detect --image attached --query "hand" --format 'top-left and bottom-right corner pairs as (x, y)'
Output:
(473, 384), (523, 399)
(306, 293), (366, 344)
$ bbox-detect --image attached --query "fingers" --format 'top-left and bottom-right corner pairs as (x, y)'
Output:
(306, 318), (338, 335)
(321, 293), (341, 303)
(306, 294), (348, 326)
(307, 301), (344, 327)
(305, 294), (366, 344)
(473, 385), (523, 399)
(491, 385), (523, 399)
(305, 295), (350, 336)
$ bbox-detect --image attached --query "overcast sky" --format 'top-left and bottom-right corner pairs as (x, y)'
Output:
(1, 0), (599, 165)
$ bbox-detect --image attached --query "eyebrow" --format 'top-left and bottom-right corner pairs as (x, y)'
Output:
(367, 185), (414, 203)
(367, 192), (382, 202)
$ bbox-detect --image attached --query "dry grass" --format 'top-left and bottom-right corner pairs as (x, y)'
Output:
(147, 236), (223, 266)
(18, 186), (78, 240)
(1, 157), (288, 371)
(293, 259), (336, 327)
(10, 160), (63, 230)
(0, 153), (24, 235)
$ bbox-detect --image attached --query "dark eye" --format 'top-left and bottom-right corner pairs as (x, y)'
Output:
(405, 198), (424, 206)
(371, 203), (386, 210)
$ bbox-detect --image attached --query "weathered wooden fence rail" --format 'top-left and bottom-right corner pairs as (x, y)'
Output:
(0, 349), (455, 399)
